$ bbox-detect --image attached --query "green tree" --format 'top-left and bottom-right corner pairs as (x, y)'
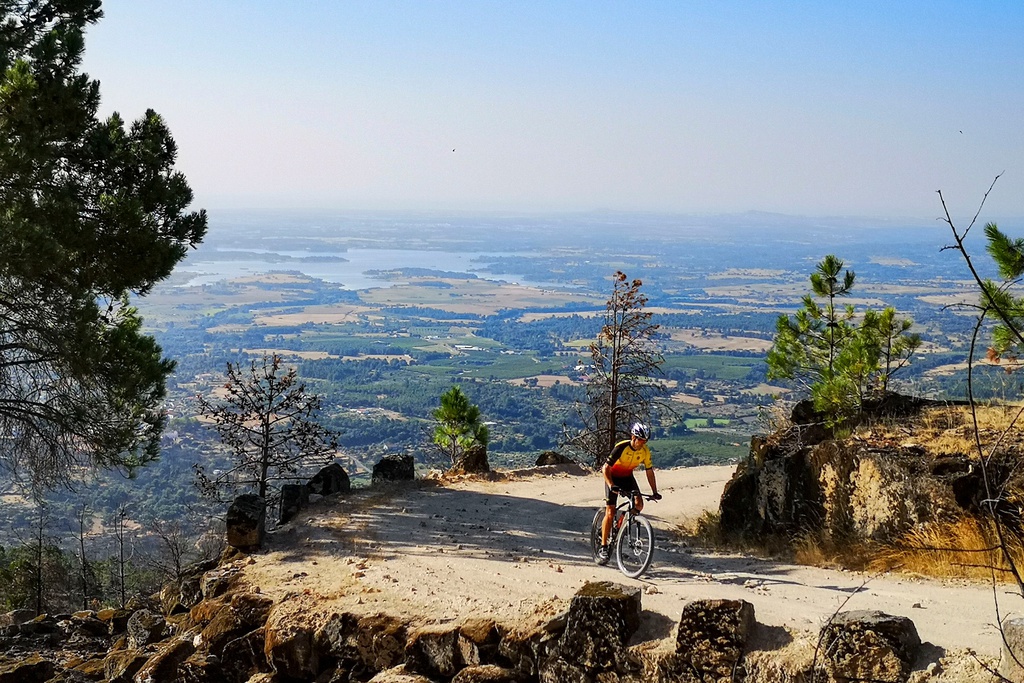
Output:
(195, 354), (340, 509)
(0, 1), (207, 490)
(432, 385), (489, 465)
(568, 272), (665, 465)
(767, 255), (920, 422)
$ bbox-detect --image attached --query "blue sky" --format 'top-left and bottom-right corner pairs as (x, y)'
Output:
(82, 1), (1024, 220)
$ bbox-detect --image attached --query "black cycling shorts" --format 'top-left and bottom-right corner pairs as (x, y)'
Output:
(605, 474), (640, 506)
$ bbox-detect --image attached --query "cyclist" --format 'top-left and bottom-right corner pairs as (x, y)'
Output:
(597, 422), (661, 564)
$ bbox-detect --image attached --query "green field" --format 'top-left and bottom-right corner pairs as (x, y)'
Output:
(662, 354), (762, 380)
(652, 433), (747, 468)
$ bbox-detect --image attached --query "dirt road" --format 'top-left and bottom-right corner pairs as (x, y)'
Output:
(248, 465), (1011, 662)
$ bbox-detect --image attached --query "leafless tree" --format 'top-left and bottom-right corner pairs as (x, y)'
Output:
(565, 272), (666, 465)
(194, 354), (340, 512)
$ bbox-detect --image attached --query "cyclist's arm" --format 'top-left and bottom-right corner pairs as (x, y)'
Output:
(602, 462), (615, 490)
(645, 466), (659, 497)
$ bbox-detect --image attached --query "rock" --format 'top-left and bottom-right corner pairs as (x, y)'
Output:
(103, 649), (149, 683)
(315, 612), (408, 676)
(96, 608), (130, 634)
(668, 599), (755, 681)
(452, 664), (527, 682)
(221, 626), (271, 683)
(19, 614), (60, 635)
(460, 617), (500, 664)
(367, 665), (434, 682)
(197, 592), (274, 658)
(69, 656), (107, 680)
(201, 565), (242, 600)
(308, 463), (351, 496)
(1, 608), (35, 626)
(133, 636), (196, 683)
(820, 610), (921, 683)
(535, 451), (573, 466)
(227, 494), (266, 550)
(1000, 616), (1024, 682)
(126, 609), (166, 649)
(176, 652), (225, 683)
(265, 608), (318, 680)
(718, 462), (760, 536)
(373, 453), (416, 484)
(68, 612), (110, 639)
(279, 483), (309, 524)
(405, 624), (463, 679)
(540, 581), (642, 682)
(451, 444), (489, 475)
(0, 654), (55, 683)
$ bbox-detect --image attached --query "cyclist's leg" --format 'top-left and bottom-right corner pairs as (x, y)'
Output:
(621, 474), (642, 513)
(601, 482), (618, 546)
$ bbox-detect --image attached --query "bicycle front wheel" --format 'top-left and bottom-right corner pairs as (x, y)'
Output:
(615, 514), (654, 578)
(590, 508), (607, 565)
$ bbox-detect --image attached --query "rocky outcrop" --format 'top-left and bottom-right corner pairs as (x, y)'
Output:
(535, 451), (573, 466)
(309, 462), (351, 496)
(281, 462), (354, 524)
(539, 580), (641, 682)
(719, 426), (964, 544)
(1001, 617), (1024, 682)
(451, 444), (490, 475)
(373, 453), (416, 484)
(0, 565), (937, 683)
(226, 494), (266, 550)
(819, 610), (921, 683)
(279, 483), (309, 524)
(0, 654), (54, 683)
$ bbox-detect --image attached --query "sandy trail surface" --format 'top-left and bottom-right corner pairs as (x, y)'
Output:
(247, 465), (1012, 659)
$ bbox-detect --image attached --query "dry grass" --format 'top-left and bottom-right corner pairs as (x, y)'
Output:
(871, 517), (1024, 581)
(861, 403), (1024, 457)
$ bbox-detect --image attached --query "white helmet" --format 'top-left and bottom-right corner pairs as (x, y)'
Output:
(630, 422), (651, 440)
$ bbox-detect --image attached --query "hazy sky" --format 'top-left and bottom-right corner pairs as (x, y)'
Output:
(81, 1), (1024, 220)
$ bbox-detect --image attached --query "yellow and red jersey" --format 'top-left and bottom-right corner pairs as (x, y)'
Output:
(604, 439), (652, 478)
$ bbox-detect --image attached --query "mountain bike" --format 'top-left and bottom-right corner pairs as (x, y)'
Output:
(589, 490), (658, 578)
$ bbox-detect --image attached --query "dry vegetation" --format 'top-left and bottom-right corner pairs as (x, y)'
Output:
(862, 404), (1024, 579)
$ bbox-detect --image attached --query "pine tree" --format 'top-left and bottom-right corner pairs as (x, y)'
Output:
(767, 255), (919, 422)
(432, 385), (489, 466)
(0, 1), (207, 490)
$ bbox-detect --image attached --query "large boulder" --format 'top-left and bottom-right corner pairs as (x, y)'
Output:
(451, 444), (489, 475)
(126, 609), (166, 649)
(279, 483), (309, 524)
(660, 599), (755, 681)
(719, 429), (958, 545)
(265, 607), (318, 680)
(405, 624), (467, 679)
(221, 626), (271, 683)
(133, 636), (196, 683)
(819, 610), (921, 683)
(0, 654), (55, 683)
(539, 581), (642, 682)
(226, 494), (266, 550)
(196, 592), (274, 658)
(1000, 617), (1024, 682)
(535, 451), (573, 466)
(373, 454), (416, 484)
(315, 612), (408, 677)
(309, 462), (351, 496)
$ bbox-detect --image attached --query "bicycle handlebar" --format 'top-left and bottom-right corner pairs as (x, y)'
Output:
(610, 487), (661, 501)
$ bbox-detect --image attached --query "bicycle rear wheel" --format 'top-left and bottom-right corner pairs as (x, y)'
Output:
(615, 514), (654, 578)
